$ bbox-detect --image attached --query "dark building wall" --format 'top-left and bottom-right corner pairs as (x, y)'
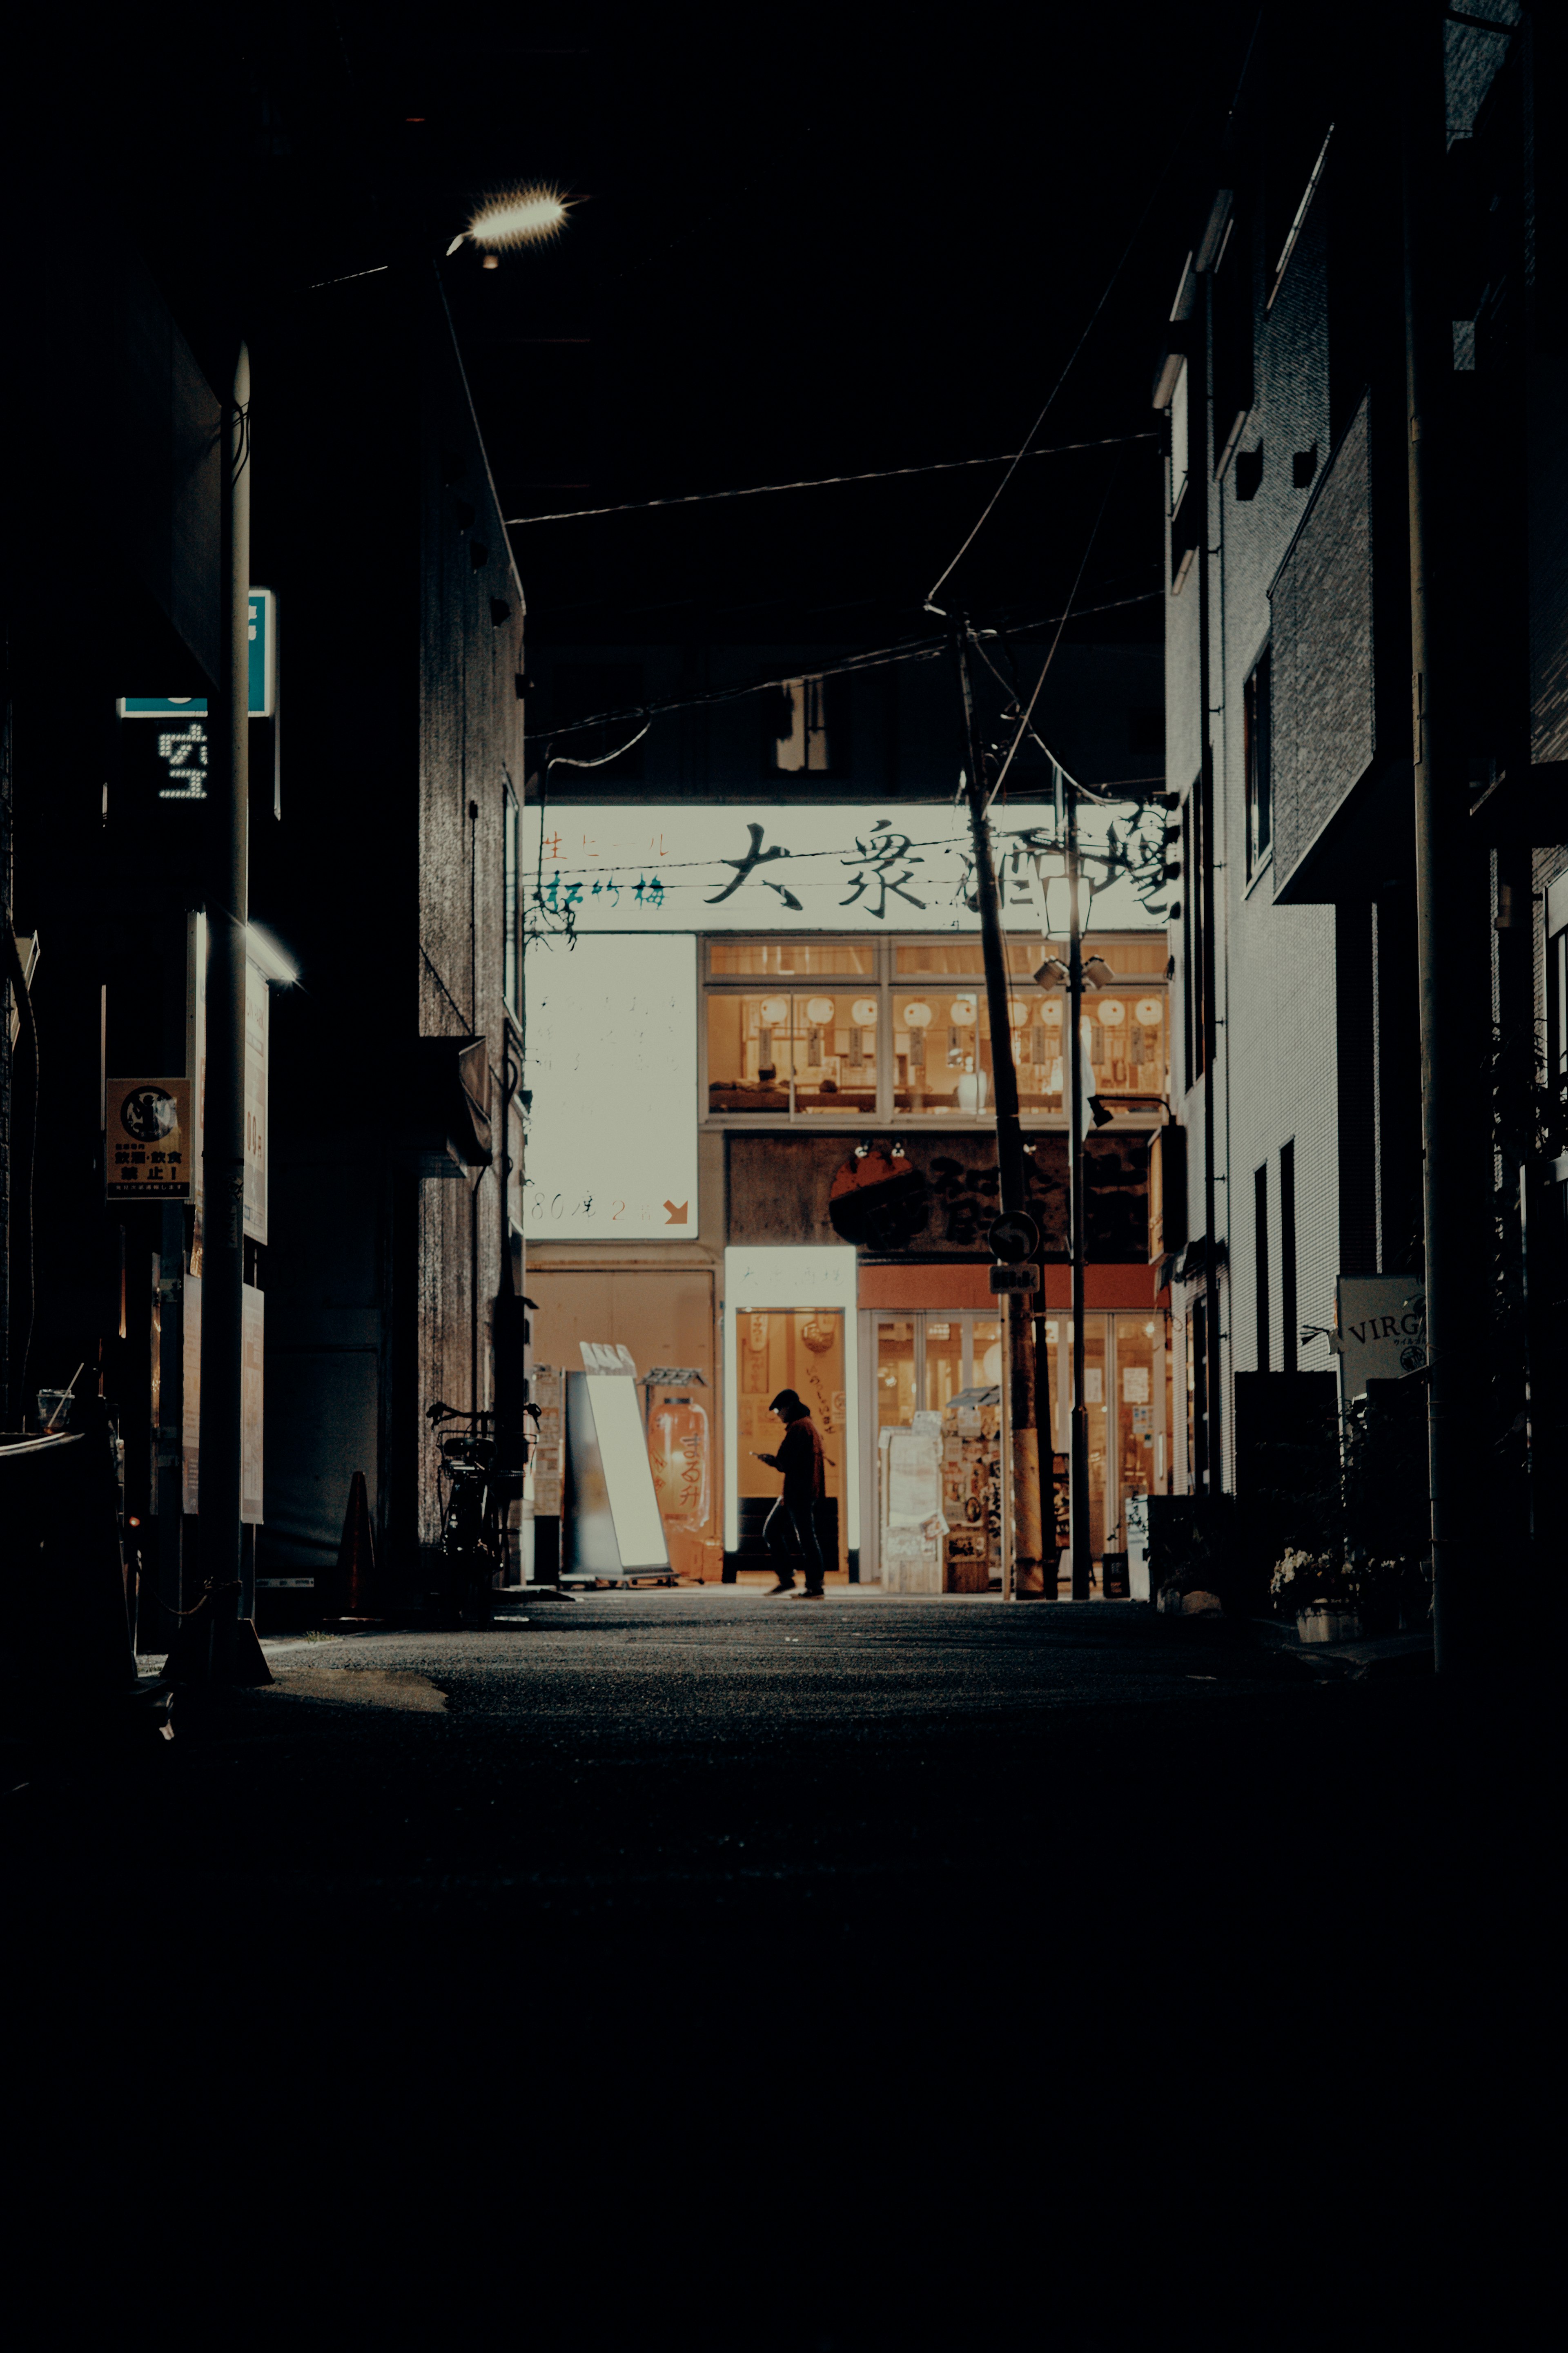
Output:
(526, 638), (1163, 804)
(253, 262), (523, 1595)
(1269, 396), (1376, 897)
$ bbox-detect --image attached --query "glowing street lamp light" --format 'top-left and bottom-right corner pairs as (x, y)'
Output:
(446, 185), (572, 264)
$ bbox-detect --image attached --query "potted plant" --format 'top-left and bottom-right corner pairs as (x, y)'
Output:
(1270, 1548), (1363, 1645)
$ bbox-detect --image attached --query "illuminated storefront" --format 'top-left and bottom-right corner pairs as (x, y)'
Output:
(522, 803), (1169, 1587)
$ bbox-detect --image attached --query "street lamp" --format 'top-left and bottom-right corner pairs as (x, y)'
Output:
(446, 185), (572, 261)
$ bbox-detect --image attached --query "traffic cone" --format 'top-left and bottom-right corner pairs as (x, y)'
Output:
(336, 1471), (377, 1619)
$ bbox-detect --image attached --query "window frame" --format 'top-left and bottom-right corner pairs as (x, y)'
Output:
(700, 935), (1168, 1131)
(1244, 648), (1273, 881)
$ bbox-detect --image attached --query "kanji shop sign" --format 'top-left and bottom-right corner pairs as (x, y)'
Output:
(106, 1077), (193, 1200)
(523, 805), (1060, 933)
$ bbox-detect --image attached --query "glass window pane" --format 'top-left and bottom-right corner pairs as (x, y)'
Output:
(895, 941), (986, 976)
(1084, 1316), (1107, 1564)
(876, 1319), (917, 1432)
(894, 988), (991, 1115)
(924, 1319), (963, 1413)
(791, 992), (879, 1115)
(708, 941), (874, 976)
(1113, 1314), (1158, 1541)
(1009, 990), (1062, 1115)
(706, 993), (794, 1114)
(973, 1318), (1002, 1390)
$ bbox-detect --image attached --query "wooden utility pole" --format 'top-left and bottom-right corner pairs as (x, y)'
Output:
(954, 623), (1046, 1596)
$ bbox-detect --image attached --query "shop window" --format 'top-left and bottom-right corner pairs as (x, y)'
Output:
(709, 940), (873, 977)
(1114, 1314), (1160, 1528)
(877, 1320), (917, 1430)
(707, 990), (880, 1116)
(704, 936), (1168, 1126)
(923, 1320), (964, 1413)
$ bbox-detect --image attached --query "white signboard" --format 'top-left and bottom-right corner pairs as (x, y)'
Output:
(524, 803), (1153, 933)
(523, 933), (698, 1241)
(1335, 1277), (1427, 1399)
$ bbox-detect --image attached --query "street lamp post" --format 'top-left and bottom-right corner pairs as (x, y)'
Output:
(1064, 780), (1094, 1602)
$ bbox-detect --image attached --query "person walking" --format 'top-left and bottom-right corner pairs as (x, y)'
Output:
(753, 1389), (828, 1597)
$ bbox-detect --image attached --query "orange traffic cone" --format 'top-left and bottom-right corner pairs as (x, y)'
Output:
(336, 1471), (377, 1619)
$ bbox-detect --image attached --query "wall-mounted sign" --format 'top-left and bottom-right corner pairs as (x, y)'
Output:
(120, 590), (277, 721)
(1335, 1276), (1427, 1397)
(523, 934), (698, 1242)
(523, 803), (1153, 933)
(106, 1076), (193, 1199)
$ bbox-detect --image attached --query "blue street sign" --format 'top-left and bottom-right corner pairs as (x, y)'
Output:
(120, 589), (275, 719)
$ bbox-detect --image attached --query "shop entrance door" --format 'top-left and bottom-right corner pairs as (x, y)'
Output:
(1045, 1311), (1167, 1583)
(735, 1308), (850, 1580)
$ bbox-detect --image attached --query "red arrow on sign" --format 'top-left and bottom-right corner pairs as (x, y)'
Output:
(664, 1200), (689, 1224)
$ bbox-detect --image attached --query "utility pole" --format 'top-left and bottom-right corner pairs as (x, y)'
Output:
(954, 623), (1045, 1597)
(1065, 779), (1093, 1601)
(195, 343), (259, 1681)
(1403, 9), (1487, 1671)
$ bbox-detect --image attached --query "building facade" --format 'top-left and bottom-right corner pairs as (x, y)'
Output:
(2, 20), (528, 1641)
(520, 638), (1172, 1588)
(1156, 5), (1566, 1598)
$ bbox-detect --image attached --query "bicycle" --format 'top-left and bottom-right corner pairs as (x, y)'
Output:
(427, 1401), (508, 1626)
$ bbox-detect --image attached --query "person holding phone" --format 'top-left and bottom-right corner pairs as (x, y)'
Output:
(753, 1388), (827, 1597)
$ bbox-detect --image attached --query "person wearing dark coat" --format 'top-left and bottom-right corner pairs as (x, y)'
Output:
(753, 1388), (828, 1597)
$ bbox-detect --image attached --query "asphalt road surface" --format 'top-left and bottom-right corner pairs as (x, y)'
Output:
(6, 1591), (1545, 2342)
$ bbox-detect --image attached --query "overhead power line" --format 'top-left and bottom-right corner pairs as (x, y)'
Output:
(527, 589), (1161, 752)
(504, 433), (1154, 528)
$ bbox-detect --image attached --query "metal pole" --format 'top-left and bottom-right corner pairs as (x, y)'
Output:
(1066, 785), (1092, 1600)
(197, 343), (250, 1677)
(955, 623), (1044, 1596)
(1196, 255), (1223, 1503)
(1403, 14), (1484, 1671)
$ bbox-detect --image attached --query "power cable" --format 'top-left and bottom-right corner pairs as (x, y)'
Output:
(923, 199), (1168, 611)
(502, 433), (1155, 527)
(983, 456), (1124, 813)
(528, 588), (1160, 754)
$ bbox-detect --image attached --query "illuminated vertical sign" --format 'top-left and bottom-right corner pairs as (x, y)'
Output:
(523, 934), (698, 1242)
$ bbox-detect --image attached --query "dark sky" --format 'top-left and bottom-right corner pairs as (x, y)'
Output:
(338, 1), (1260, 647)
(61, 0), (1259, 651)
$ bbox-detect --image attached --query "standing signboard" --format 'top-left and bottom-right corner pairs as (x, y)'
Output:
(562, 1344), (671, 1583)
